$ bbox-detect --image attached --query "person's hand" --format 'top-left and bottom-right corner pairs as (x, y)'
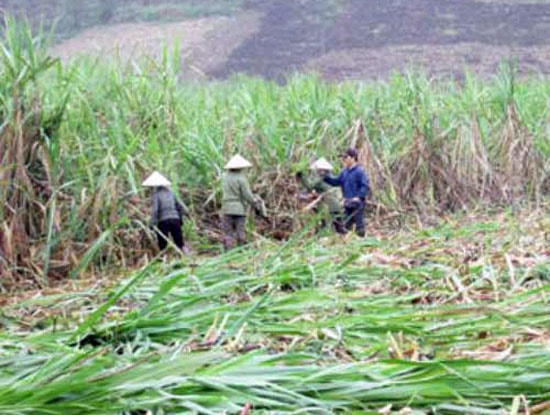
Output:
(297, 192), (310, 202)
(253, 197), (267, 218)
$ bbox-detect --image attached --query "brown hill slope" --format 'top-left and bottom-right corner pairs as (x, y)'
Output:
(43, 0), (550, 80)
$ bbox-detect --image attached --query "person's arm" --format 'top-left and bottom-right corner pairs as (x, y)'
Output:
(296, 172), (314, 192)
(150, 193), (160, 227)
(296, 173), (319, 204)
(353, 170), (370, 200)
(323, 171), (343, 187)
(313, 179), (330, 194)
(175, 196), (190, 218)
(239, 176), (257, 206)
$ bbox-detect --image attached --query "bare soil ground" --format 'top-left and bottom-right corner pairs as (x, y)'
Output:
(306, 43), (550, 81)
(51, 11), (261, 79)
(50, 0), (550, 81)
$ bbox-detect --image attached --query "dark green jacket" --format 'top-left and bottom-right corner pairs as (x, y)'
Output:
(222, 171), (256, 216)
(301, 175), (342, 213)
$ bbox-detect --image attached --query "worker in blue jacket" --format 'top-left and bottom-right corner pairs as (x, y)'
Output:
(323, 148), (370, 237)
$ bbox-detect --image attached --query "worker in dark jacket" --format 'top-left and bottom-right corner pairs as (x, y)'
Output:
(296, 157), (345, 234)
(221, 154), (264, 250)
(143, 171), (190, 253)
(323, 148), (370, 237)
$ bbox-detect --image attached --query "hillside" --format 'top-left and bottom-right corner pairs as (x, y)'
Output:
(43, 0), (550, 81)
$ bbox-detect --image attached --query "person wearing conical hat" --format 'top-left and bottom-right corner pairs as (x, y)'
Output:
(142, 171), (191, 254)
(295, 157), (345, 234)
(323, 148), (370, 237)
(221, 154), (262, 250)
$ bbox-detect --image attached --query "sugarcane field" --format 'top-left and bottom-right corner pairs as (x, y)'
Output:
(2, 1), (550, 414)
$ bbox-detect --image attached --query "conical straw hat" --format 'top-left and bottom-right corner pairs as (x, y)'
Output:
(224, 154), (252, 169)
(142, 171), (171, 187)
(310, 157), (334, 171)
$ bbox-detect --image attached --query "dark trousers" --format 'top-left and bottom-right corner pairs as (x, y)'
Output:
(344, 200), (366, 237)
(330, 212), (346, 234)
(311, 206), (345, 235)
(222, 214), (246, 249)
(156, 218), (184, 251)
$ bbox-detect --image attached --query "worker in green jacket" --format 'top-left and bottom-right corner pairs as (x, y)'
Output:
(221, 154), (264, 249)
(296, 157), (345, 234)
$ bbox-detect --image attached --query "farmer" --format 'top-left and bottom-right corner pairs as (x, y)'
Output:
(221, 154), (265, 250)
(142, 171), (191, 254)
(296, 157), (345, 234)
(323, 148), (370, 237)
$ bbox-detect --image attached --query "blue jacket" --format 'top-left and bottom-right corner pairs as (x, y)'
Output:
(323, 164), (370, 200)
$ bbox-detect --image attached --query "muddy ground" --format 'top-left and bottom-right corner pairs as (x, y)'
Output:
(47, 0), (550, 81)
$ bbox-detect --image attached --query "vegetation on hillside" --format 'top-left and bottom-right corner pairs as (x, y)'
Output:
(0, 0), (246, 39)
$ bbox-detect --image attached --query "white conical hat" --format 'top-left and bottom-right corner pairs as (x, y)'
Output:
(142, 171), (171, 187)
(224, 154), (252, 169)
(310, 157), (334, 171)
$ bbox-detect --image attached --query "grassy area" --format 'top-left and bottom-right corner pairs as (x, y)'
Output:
(1, 208), (549, 414)
(3, 17), (550, 288)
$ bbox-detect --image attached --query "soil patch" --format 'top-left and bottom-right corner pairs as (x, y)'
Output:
(307, 43), (550, 81)
(48, 0), (550, 80)
(214, 0), (550, 80)
(51, 11), (261, 79)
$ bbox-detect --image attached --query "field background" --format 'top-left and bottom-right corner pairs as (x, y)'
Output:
(1, 2), (550, 414)
(4, 0), (550, 80)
